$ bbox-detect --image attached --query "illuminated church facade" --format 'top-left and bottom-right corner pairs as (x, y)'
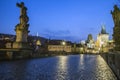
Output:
(95, 25), (109, 52)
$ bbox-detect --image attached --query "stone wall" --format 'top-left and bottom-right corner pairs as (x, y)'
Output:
(101, 52), (120, 79)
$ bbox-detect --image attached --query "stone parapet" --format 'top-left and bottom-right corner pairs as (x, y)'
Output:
(101, 52), (120, 79)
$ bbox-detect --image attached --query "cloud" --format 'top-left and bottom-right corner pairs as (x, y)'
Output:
(42, 29), (71, 37)
(60, 36), (80, 42)
(39, 29), (81, 42)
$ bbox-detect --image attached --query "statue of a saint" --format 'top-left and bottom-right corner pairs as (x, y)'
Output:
(16, 2), (29, 25)
(111, 5), (120, 26)
(16, 2), (27, 16)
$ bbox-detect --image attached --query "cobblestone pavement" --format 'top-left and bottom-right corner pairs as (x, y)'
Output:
(0, 54), (117, 80)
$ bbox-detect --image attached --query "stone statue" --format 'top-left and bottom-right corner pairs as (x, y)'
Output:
(111, 5), (120, 51)
(17, 2), (27, 16)
(13, 2), (32, 57)
(111, 5), (120, 26)
(14, 2), (29, 43)
(16, 2), (29, 26)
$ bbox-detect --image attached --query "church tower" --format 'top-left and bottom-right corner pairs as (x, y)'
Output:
(96, 25), (109, 52)
(101, 25), (107, 34)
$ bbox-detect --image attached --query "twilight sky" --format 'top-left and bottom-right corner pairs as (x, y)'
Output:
(0, 0), (119, 42)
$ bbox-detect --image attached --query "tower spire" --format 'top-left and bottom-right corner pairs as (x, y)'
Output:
(101, 24), (106, 34)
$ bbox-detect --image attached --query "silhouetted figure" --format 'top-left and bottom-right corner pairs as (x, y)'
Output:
(16, 2), (29, 26)
(111, 5), (120, 51)
(111, 5), (120, 26)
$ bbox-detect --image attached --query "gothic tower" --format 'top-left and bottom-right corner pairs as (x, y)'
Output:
(96, 25), (109, 52)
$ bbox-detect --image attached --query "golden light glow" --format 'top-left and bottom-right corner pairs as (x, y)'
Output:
(62, 41), (66, 46)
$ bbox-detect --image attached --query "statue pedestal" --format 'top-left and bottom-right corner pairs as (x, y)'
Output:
(12, 23), (32, 58)
(12, 42), (32, 59)
(13, 42), (29, 49)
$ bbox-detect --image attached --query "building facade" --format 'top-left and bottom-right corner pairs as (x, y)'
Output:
(48, 45), (71, 52)
(96, 25), (109, 52)
(47, 40), (72, 52)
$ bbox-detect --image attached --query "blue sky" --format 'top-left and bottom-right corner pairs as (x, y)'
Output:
(0, 0), (119, 42)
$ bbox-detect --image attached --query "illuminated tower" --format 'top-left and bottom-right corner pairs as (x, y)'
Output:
(96, 25), (109, 52)
(36, 32), (41, 46)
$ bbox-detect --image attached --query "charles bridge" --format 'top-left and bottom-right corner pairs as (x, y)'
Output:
(0, 2), (120, 80)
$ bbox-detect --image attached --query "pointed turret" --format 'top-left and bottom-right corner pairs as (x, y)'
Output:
(36, 32), (41, 46)
(101, 25), (107, 34)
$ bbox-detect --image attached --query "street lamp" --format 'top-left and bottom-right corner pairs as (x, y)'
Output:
(62, 41), (66, 46)
(61, 41), (66, 52)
